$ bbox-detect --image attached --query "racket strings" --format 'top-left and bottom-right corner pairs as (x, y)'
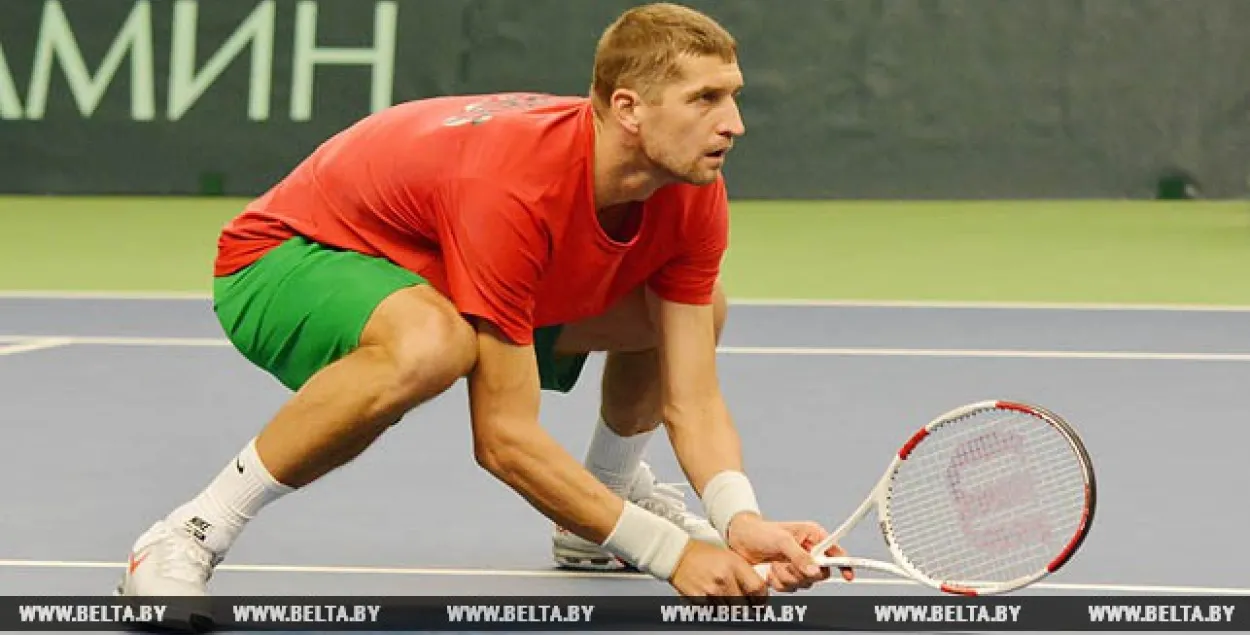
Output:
(900, 463), (1084, 576)
(885, 408), (1089, 587)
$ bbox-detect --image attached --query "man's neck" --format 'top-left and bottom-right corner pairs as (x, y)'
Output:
(591, 114), (671, 210)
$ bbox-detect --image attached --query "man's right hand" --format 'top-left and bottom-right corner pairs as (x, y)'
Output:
(669, 541), (769, 601)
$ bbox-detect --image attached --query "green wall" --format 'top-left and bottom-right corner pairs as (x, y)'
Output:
(2, 1), (1248, 199)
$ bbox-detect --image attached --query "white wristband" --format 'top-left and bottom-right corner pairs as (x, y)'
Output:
(601, 501), (691, 581)
(701, 470), (762, 541)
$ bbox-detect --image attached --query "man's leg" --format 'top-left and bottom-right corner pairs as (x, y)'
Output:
(546, 283), (729, 569)
(119, 238), (477, 599)
(591, 284), (729, 492)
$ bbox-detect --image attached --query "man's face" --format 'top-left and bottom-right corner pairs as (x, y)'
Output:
(633, 54), (746, 186)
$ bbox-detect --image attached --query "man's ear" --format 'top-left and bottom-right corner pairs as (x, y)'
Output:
(610, 88), (644, 134)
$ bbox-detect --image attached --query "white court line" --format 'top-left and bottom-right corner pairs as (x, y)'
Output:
(718, 346), (1250, 362)
(0, 290), (212, 300)
(4, 289), (1250, 312)
(0, 337), (74, 356)
(729, 297), (1250, 312)
(2, 335), (1247, 362)
(0, 335), (230, 347)
(0, 559), (1245, 595)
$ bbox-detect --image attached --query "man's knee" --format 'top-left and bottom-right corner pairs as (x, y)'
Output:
(557, 281), (729, 354)
(601, 349), (662, 433)
(361, 285), (477, 410)
(596, 282), (725, 434)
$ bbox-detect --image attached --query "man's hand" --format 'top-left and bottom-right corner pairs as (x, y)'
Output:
(669, 541), (769, 603)
(726, 515), (855, 592)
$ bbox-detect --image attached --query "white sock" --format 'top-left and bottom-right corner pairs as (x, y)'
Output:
(585, 416), (654, 495)
(165, 438), (293, 555)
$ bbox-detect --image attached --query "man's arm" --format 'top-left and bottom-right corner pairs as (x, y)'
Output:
(467, 319), (621, 541)
(651, 291), (763, 536)
(654, 290), (843, 591)
(466, 319), (692, 580)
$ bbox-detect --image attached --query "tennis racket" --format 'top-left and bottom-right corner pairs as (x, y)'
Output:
(754, 400), (1096, 595)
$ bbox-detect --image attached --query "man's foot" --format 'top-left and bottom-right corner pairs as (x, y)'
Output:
(553, 462), (724, 571)
(115, 520), (219, 630)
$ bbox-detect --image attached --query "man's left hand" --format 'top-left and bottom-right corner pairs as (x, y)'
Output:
(726, 515), (856, 592)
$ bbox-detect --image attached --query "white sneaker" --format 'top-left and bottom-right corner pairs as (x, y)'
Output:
(553, 461), (724, 571)
(114, 520), (219, 629)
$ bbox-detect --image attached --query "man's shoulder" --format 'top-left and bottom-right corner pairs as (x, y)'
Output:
(376, 92), (589, 132)
(434, 92), (588, 124)
(430, 94), (593, 202)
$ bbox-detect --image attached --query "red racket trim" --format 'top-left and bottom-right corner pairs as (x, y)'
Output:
(898, 429), (929, 459)
(993, 400), (1038, 415)
(1047, 488), (1094, 572)
(940, 584), (979, 596)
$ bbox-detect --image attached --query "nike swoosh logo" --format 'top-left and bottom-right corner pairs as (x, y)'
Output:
(128, 552), (148, 574)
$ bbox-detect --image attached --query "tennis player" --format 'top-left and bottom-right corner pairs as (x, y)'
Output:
(117, 2), (851, 600)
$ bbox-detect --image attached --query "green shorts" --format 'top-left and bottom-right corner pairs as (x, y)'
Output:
(212, 236), (587, 393)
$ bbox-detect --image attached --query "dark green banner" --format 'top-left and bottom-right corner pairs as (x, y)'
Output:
(2, 0), (1249, 199)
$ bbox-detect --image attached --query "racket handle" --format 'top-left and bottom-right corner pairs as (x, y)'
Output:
(753, 558), (867, 582)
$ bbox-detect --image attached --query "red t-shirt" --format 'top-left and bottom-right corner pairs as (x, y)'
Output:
(215, 93), (729, 345)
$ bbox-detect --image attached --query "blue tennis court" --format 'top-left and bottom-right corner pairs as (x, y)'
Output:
(2, 296), (1247, 630)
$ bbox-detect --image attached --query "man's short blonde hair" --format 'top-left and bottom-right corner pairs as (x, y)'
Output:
(590, 3), (737, 114)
